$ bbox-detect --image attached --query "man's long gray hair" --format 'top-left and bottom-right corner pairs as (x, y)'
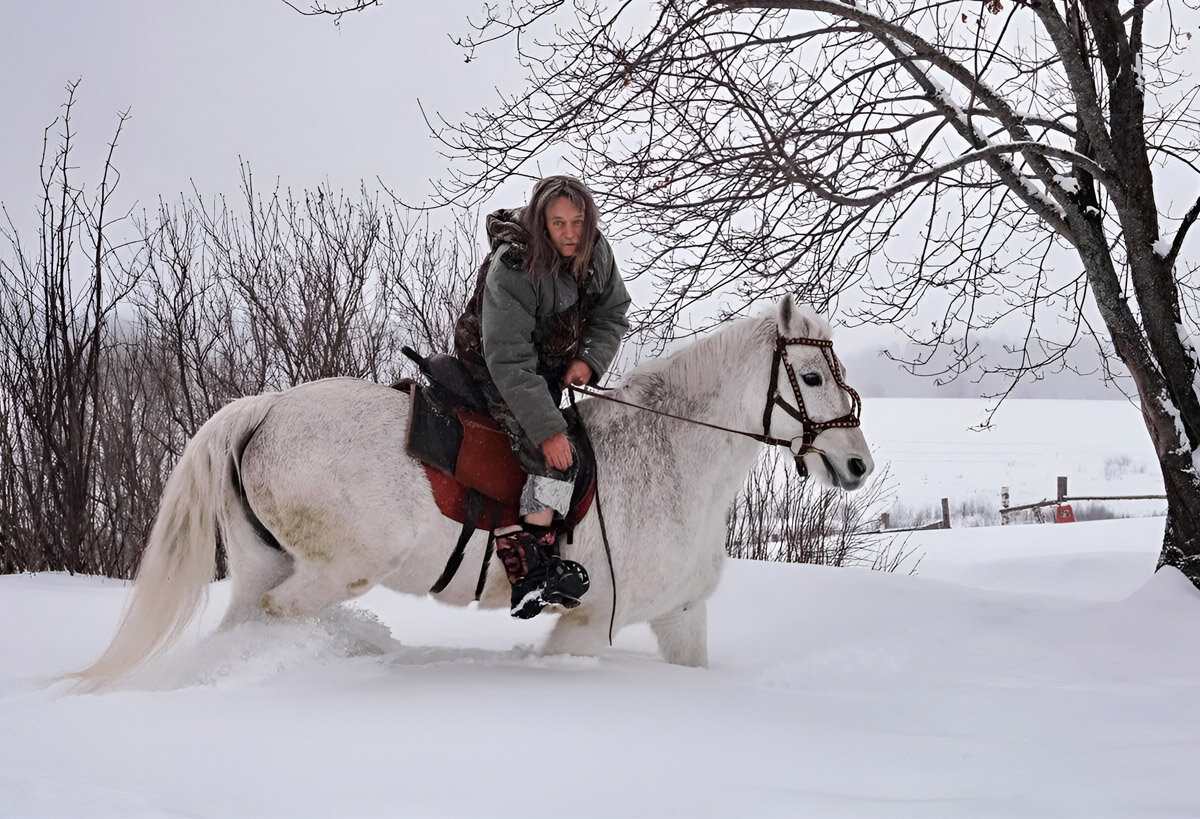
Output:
(522, 175), (600, 282)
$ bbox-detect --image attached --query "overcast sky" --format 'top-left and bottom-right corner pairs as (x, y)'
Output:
(2, 1), (532, 220)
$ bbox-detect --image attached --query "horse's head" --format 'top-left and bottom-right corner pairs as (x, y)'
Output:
(764, 296), (875, 491)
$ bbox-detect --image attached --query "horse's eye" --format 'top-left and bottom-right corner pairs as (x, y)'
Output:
(801, 373), (822, 387)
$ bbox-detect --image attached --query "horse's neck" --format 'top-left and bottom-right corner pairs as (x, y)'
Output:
(613, 317), (773, 503)
(622, 317), (770, 433)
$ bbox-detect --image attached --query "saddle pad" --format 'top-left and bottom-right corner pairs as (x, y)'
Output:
(403, 380), (462, 477)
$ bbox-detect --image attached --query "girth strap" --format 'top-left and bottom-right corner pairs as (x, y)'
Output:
(430, 489), (484, 594)
(475, 530), (496, 601)
(473, 504), (501, 601)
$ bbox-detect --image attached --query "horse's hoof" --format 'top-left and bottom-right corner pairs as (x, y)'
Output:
(261, 593), (285, 617)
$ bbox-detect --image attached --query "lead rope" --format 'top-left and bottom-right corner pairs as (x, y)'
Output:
(568, 389), (618, 646)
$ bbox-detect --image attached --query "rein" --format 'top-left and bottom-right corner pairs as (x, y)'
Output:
(567, 333), (863, 457)
(568, 384), (792, 446)
(567, 389), (618, 646)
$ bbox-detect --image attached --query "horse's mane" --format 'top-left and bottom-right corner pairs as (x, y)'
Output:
(615, 303), (831, 412)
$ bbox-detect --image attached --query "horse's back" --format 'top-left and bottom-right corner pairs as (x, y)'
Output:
(241, 376), (412, 492)
(236, 377), (434, 565)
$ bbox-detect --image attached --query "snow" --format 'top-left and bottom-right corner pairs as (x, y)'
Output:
(1054, 173), (1080, 194)
(4, 399), (1200, 817)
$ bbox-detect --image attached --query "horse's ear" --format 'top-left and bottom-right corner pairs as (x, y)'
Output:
(777, 295), (795, 332)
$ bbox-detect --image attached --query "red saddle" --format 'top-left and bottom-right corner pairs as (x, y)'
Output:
(399, 380), (596, 532)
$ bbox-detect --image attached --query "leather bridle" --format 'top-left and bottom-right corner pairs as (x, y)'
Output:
(762, 335), (863, 459)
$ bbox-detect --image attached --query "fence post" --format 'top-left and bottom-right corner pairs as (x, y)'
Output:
(1000, 486), (1010, 525)
(941, 497), (951, 529)
(881, 512), (890, 530)
(1057, 476), (1068, 502)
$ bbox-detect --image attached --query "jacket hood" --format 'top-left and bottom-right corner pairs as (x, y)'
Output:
(485, 207), (529, 253)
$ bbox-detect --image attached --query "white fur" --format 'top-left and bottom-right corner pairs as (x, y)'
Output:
(68, 299), (873, 691)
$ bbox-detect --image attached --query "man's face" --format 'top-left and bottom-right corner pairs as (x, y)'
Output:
(545, 196), (585, 258)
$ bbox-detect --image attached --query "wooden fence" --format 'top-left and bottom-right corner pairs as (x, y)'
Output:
(878, 498), (951, 532)
(1000, 476), (1166, 524)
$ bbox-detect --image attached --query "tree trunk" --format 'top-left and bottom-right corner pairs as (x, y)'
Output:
(1081, 219), (1200, 585)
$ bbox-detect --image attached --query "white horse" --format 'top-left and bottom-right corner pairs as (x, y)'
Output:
(70, 297), (873, 691)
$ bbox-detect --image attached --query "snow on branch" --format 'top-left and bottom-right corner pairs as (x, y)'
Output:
(808, 141), (1104, 208)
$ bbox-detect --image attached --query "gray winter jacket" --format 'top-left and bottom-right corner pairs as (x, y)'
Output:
(455, 212), (631, 446)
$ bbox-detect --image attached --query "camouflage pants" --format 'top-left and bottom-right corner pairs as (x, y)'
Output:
(467, 362), (579, 517)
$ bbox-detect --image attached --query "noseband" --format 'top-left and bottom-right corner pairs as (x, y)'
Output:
(762, 335), (863, 458)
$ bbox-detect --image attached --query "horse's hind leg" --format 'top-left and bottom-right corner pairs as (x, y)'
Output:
(650, 600), (709, 668)
(219, 510), (293, 630)
(256, 507), (399, 619)
(260, 558), (374, 618)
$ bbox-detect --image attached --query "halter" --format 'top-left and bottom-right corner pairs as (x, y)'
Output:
(762, 335), (863, 458)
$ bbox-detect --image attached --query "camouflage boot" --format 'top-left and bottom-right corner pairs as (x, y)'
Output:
(494, 524), (590, 619)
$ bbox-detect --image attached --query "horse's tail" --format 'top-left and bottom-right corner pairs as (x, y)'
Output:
(64, 393), (279, 693)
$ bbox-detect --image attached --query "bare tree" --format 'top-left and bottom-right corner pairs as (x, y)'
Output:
(378, 207), (482, 357)
(0, 83), (140, 573)
(425, 0), (1200, 586)
(0, 87), (481, 576)
(141, 176), (481, 393)
(191, 170), (403, 386)
(90, 335), (174, 577)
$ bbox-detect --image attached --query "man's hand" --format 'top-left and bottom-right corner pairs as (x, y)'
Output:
(541, 431), (573, 471)
(562, 359), (593, 387)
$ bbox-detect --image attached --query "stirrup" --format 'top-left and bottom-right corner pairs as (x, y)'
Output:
(540, 556), (589, 609)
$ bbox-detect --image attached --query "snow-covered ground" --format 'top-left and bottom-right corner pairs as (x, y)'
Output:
(4, 399), (1199, 817)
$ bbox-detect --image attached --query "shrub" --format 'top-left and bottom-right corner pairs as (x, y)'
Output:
(725, 453), (917, 572)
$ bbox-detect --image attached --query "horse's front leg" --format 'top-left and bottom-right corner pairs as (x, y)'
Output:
(542, 603), (609, 658)
(650, 600), (709, 668)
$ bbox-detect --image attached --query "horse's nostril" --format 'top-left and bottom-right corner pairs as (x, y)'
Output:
(849, 457), (867, 477)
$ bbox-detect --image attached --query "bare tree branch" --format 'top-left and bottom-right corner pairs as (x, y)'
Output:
(280, 0), (381, 22)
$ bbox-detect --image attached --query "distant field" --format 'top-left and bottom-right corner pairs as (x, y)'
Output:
(863, 398), (1164, 525)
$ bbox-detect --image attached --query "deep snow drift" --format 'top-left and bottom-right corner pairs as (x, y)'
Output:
(3, 399), (1199, 817)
